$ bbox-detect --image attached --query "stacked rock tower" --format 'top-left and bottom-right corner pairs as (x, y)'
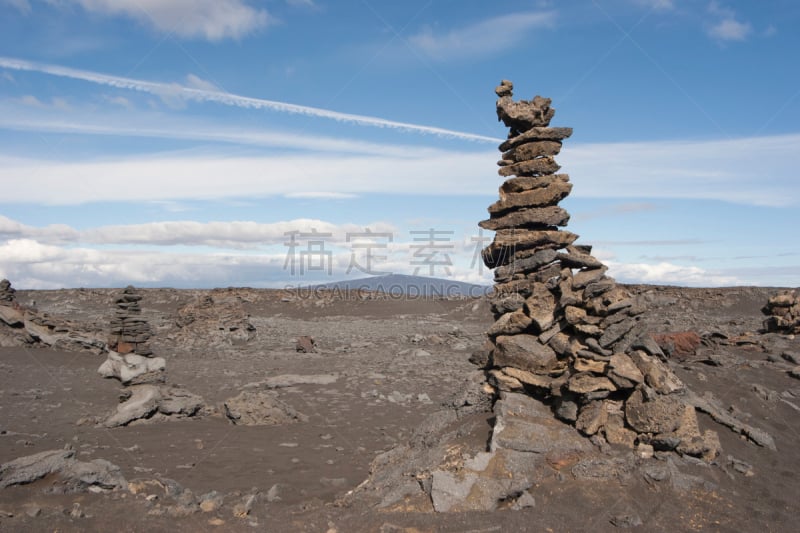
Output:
(109, 286), (153, 356)
(481, 81), (719, 458)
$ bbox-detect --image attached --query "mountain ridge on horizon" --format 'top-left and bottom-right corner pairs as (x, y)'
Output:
(309, 273), (490, 297)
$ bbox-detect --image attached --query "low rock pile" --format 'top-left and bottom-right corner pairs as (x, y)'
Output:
(0, 278), (16, 302)
(0, 279), (104, 352)
(762, 289), (800, 334)
(109, 285), (153, 356)
(173, 292), (256, 347)
(481, 80), (719, 459)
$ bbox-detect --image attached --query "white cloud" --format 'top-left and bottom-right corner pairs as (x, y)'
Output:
(706, 1), (751, 42)
(561, 133), (800, 207)
(0, 238), (287, 288)
(14, 95), (71, 110)
(0, 215), (79, 243)
(0, 233), (758, 289)
(82, 219), (399, 248)
(708, 18), (751, 42)
(409, 11), (556, 61)
(0, 215), (397, 248)
(0, 151), (496, 205)
(65, 0), (270, 41)
(17, 94), (45, 107)
(0, 56), (499, 143)
(608, 260), (744, 286)
(0, 215), (496, 288)
(0, 235), (492, 289)
(101, 95), (134, 109)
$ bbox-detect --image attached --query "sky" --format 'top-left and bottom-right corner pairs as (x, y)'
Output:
(0, 0), (798, 289)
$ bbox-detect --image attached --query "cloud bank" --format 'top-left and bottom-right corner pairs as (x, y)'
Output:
(1, 130), (797, 206)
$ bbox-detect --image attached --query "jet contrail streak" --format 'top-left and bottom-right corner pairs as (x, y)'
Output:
(0, 56), (501, 143)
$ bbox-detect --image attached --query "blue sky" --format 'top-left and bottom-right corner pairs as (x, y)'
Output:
(0, 0), (798, 289)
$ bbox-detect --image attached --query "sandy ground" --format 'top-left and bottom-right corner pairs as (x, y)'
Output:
(1, 286), (799, 532)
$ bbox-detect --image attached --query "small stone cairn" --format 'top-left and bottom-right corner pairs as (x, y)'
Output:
(0, 279), (16, 303)
(109, 285), (153, 356)
(99, 286), (165, 388)
(762, 289), (800, 334)
(98, 286), (204, 426)
(481, 81), (718, 458)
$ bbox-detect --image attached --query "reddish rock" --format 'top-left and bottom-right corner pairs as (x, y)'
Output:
(295, 336), (316, 353)
(651, 332), (702, 359)
(115, 341), (135, 355)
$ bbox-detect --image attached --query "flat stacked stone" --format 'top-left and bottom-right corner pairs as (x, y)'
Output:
(0, 279), (16, 302)
(109, 285), (153, 356)
(481, 81), (719, 460)
(762, 289), (800, 334)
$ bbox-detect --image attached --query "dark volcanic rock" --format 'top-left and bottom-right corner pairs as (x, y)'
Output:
(0, 278), (16, 302)
(480, 205), (570, 231)
(762, 289), (800, 334)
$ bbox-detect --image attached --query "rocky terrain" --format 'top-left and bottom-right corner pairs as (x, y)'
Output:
(0, 281), (797, 532)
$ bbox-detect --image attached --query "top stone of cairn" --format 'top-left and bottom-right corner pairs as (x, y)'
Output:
(495, 80), (555, 135)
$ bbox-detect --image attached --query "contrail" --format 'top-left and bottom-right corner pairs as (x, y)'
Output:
(0, 56), (501, 143)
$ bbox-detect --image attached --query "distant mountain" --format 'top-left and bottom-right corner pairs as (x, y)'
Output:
(311, 274), (490, 298)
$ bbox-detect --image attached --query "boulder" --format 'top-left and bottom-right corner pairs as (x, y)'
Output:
(493, 335), (559, 375)
(575, 401), (608, 436)
(157, 387), (204, 417)
(624, 388), (685, 434)
(0, 305), (24, 327)
(295, 335), (316, 353)
(630, 351), (684, 394)
(0, 449), (126, 492)
(103, 384), (162, 427)
(97, 352), (166, 385)
(608, 353), (644, 385)
(223, 391), (308, 426)
(487, 309), (532, 337)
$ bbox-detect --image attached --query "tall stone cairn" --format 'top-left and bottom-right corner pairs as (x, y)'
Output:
(481, 81), (719, 459)
(109, 286), (153, 356)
